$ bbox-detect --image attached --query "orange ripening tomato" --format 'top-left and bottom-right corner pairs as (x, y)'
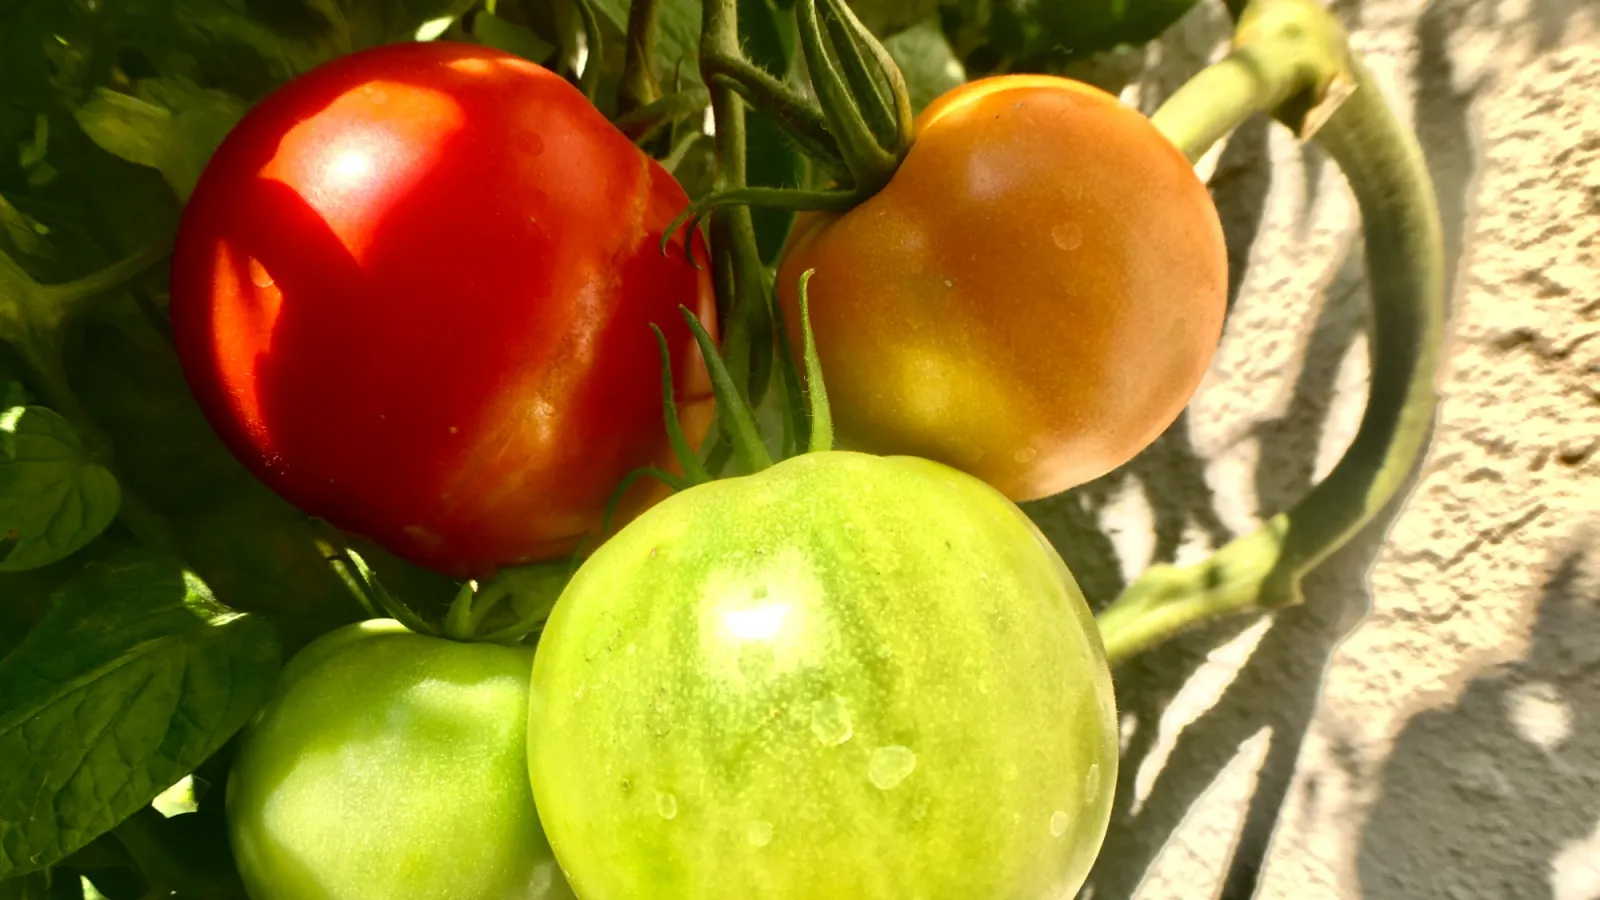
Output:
(776, 75), (1227, 501)
(170, 41), (716, 579)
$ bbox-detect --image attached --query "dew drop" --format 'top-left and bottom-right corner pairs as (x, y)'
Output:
(1050, 810), (1071, 837)
(247, 258), (274, 288)
(1084, 763), (1102, 804)
(868, 746), (917, 790)
(1012, 446), (1038, 464)
(942, 278), (954, 288)
(448, 426), (459, 434)
(655, 792), (678, 820)
(747, 820), (773, 847)
(810, 695), (854, 747)
(1051, 223), (1083, 251)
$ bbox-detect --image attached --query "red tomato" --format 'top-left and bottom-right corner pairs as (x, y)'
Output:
(170, 41), (716, 578)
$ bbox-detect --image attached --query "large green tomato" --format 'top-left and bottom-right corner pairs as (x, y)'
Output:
(528, 451), (1118, 899)
(227, 620), (575, 900)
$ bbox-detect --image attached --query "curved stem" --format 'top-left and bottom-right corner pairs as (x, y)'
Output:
(614, 88), (710, 143)
(662, 186), (860, 260)
(650, 323), (713, 485)
(796, 269), (833, 454)
(1097, 2), (1444, 664)
(617, 0), (664, 115)
(704, 55), (846, 173)
(682, 305), (773, 473)
(698, 0), (773, 406)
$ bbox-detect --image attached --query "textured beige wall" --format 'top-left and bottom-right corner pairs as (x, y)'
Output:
(1022, 1), (1600, 897)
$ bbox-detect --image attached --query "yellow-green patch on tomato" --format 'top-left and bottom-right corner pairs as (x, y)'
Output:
(528, 451), (1118, 900)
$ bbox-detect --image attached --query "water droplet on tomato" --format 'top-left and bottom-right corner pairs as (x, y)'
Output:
(1085, 763), (1102, 804)
(868, 746), (916, 790)
(655, 791), (678, 820)
(1050, 810), (1072, 837)
(810, 694), (853, 747)
(448, 426), (459, 434)
(1052, 223), (1084, 251)
(747, 820), (773, 847)
(247, 258), (274, 288)
(1013, 446), (1038, 464)
(942, 278), (954, 289)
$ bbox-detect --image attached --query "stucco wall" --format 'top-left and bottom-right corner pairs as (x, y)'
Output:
(1022, 1), (1600, 897)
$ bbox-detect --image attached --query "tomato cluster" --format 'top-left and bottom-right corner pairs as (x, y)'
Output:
(184, 37), (1226, 900)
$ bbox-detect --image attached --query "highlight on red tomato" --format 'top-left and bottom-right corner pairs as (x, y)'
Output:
(169, 40), (717, 579)
(776, 74), (1228, 503)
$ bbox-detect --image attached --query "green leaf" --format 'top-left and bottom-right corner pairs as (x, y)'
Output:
(69, 306), (253, 517)
(883, 17), (965, 114)
(589, 0), (703, 87)
(73, 78), (248, 202)
(0, 404), (120, 573)
(1032, 0), (1203, 59)
(0, 552), (282, 879)
(472, 9), (559, 62)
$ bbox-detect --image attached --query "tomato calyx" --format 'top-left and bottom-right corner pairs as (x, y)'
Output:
(613, 267), (831, 527)
(660, 0), (914, 256)
(323, 539), (573, 646)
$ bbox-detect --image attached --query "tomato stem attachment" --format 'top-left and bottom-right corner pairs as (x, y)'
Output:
(795, 0), (898, 195)
(697, 0), (773, 413)
(1096, 0), (1444, 664)
(680, 304), (773, 474)
(662, 186), (859, 262)
(817, 0), (912, 156)
(649, 323), (713, 485)
(795, 270), (833, 454)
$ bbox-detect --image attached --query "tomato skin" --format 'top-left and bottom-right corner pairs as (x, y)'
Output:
(776, 75), (1226, 502)
(528, 451), (1118, 900)
(226, 619), (576, 900)
(170, 41), (716, 578)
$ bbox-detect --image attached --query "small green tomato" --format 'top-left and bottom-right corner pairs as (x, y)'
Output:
(227, 619), (575, 900)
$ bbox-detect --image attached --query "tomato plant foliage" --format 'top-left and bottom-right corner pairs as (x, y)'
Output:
(0, 0), (1258, 897)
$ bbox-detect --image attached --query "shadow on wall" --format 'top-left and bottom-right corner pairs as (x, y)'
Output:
(1359, 543), (1600, 900)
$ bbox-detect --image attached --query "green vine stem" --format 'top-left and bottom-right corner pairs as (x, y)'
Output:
(1094, 0), (1444, 664)
(698, 0), (775, 410)
(617, 0), (664, 116)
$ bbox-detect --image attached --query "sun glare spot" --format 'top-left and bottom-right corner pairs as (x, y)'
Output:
(724, 603), (790, 641)
(327, 149), (374, 187)
(447, 57), (495, 75)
